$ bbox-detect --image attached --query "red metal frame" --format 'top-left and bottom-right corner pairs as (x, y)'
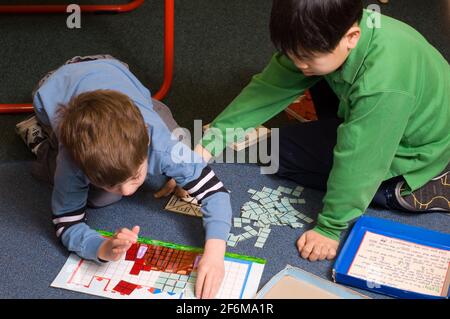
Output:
(0, 0), (174, 113)
(0, 0), (145, 14)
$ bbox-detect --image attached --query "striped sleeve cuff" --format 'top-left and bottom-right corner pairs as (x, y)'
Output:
(183, 166), (228, 203)
(52, 207), (87, 238)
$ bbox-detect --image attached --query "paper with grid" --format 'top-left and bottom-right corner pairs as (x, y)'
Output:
(51, 242), (264, 299)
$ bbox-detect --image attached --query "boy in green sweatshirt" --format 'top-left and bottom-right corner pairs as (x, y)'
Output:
(196, 0), (449, 261)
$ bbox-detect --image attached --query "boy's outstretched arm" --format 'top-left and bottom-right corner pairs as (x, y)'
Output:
(156, 143), (232, 299)
(52, 148), (139, 262)
(201, 53), (320, 156)
(195, 238), (226, 299)
(179, 165), (231, 299)
(298, 91), (414, 261)
(52, 148), (107, 262)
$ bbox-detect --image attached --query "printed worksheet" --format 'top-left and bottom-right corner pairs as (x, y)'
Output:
(348, 231), (450, 297)
(51, 232), (265, 299)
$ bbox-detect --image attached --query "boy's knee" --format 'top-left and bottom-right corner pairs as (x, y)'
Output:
(151, 99), (179, 132)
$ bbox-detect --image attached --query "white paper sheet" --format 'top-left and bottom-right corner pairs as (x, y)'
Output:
(348, 231), (450, 297)
(51, 245), (264, 299)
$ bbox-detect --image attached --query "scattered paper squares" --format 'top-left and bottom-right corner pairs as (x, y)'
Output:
(228, 185), (314, 248)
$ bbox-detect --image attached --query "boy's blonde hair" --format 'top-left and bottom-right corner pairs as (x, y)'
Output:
(57, 90), (149, 187)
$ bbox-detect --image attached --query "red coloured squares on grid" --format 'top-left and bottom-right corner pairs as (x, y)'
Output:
(125, 243), (139, 261)
(143, 264), (153, 272)
(128, 243), (198, 277)
(130, 263), (142, 275)
(113, 280), (138, 295)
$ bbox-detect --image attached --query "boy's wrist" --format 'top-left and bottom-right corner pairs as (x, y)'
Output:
(96, 239), (110, 262)
(205, 221), (231, 243)
(194, 143), (212, 163)
(200, 128), (226, 158)
(312, 225), (341, 242)
(203, 238), (226, 257)
(76, 234), (107, 262)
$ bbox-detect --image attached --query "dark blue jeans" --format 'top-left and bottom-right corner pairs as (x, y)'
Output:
(276, 79), (405, 211)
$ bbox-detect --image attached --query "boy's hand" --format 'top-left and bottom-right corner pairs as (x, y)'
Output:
(154, 178), (188, 199)
(154, 144), (213, 200)
(97, 226), (140, 262)
(195, 239), (225, 299)
(297, 229), (339, 262)
(194, 144), (213, 162)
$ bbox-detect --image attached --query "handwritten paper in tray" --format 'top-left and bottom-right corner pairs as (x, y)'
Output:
(333, 216), (450, 299)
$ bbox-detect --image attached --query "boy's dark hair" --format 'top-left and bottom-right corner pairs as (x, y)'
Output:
(270, 0), (363, 59)
(57, 90), (149, 188)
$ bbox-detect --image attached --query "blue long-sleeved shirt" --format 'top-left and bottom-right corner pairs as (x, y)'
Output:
(33, 59), (232, 262)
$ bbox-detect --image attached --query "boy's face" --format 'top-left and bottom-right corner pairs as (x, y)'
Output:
(102, 159), (148, 196)
(287, 25), (361, 77)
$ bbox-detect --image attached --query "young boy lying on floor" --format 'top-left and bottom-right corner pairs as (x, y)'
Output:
(16, 55), (231, 299)
(196, 0), (450, 262)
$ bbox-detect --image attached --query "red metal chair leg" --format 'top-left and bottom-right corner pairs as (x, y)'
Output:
(0, 0), (145, 14)
(152, 0), (174, 101)
(0, 0), (174, 114)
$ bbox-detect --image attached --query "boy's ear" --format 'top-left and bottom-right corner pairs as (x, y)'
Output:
(345, 26), (361, 50)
